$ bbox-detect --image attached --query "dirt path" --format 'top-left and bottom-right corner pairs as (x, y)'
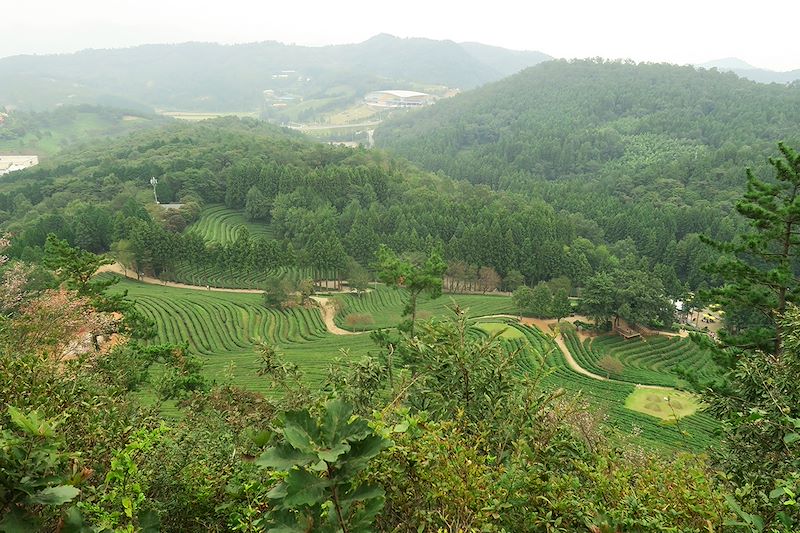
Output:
(476, 314), (676, 392)
(97, 263), (263, 294)
(97, 264), (371, 336)
(309, 296), (363, 336)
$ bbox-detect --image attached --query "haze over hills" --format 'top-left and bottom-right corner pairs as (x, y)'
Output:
(0, 34), (551, 113)
(3, 21), (800, 528)
(697, 57), (800, 84)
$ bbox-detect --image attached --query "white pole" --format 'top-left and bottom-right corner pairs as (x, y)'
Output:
(149, 176), (159, 204)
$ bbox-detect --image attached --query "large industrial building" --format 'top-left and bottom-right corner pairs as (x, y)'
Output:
(364, 90), (435, 108)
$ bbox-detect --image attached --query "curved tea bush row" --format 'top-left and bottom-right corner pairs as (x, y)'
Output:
(112, 276), (371, 388)
(116, 275), (718, 450)
(167, 263), (315, 290)
(509, 325), (719, 451)
(564, 331), (720, 388)
(333, 287), (516, 331)
(187, 204), (274, 244)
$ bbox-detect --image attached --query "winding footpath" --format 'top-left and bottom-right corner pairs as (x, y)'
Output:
(97, 263), (364, 336)
(476, 314), (677, 392)
(308, 296), (362, 336)
(97, 264), (678, 391)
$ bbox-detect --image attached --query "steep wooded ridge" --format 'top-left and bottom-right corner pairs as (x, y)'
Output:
(376, 60), (800, 284)
(0, 34), (550, 111)
(377, 60), (800, 198)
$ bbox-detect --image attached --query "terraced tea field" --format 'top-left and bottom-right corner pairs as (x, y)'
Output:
(333, 287), (516, 330)
(168, 263), (315, 290)
(564, 331), (720, 388)
(497, 322), (719, 451)
(112, 276), (373, 388)
(113, 276), (718, 450)
(187, 204), (275, 244)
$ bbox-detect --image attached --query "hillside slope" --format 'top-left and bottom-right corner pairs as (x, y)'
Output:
(0, 35), (551, 112)
(377, 59), (800, 199)
(374, 60), (800, 278)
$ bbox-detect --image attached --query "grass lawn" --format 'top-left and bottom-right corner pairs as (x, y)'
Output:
(624, 388), (701, 421)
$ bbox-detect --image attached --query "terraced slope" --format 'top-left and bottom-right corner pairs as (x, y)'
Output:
(187, 204), (274, 244)
(112, 276), (372, 387)
(168, 264), (314, 291)
(503, 323), (719, 451)
(333, 287), (516, 330)
(565, 332), (720, 388)
(113, 275), (717, 450)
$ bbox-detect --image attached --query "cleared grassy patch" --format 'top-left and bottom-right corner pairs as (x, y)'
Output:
(624, 388), (701, 421)
(475, 321), (524, 339)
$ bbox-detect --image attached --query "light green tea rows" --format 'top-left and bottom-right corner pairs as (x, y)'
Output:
(187, 204), (275, 244)
(565, 331), (720, 388)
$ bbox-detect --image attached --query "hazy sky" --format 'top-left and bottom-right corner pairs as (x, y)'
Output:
(4, 0), (799, 71)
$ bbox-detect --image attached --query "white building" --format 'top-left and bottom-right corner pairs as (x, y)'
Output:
(364, 90), (435, 108)
(0, 155), (39, 176)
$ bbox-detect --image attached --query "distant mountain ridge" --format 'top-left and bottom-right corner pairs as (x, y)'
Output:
(697, 57), (800, 84)
(0, 35), (552, 112)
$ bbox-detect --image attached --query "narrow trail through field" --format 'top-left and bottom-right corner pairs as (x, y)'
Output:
(309, 296), (363, 336)
(97, 263), (366, 335)
(477, 313), (677, 392)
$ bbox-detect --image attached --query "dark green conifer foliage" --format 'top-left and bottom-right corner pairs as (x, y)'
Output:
(702, 143), (800, 355)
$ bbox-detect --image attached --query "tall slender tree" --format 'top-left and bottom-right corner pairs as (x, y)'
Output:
(374, 245), (446, 336)
(702, 142), (800, 356)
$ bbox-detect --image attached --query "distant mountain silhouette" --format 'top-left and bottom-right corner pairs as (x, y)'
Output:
(0, 35), (552, 111)
(697, 57), (800, 84)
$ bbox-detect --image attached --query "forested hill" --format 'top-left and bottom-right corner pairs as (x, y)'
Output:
(0, 35), (550, 112)
(0, 105), (170, 158)
(375, 60), (800, 276)
(376, 59), (800, 205)
(0, 118), (583, 288)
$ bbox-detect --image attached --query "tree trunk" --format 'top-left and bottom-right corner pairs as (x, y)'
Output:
(410, 291), (418, 337)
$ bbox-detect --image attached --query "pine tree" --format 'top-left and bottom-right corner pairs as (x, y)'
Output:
(375, 245), (446, 336)
(702, 143), (800, 356)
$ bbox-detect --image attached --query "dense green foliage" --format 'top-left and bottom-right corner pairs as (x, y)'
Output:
(0, 105), (168, 158)
(695, 146), (800, 529)
(581, 267), (674, 328)
(256, 399), (391, 531)
(702, 143), (800, 354)
(1, 118), (597, 292)
(378, 59), (800, 292)
(704, 308), (800, 529)
(374, 245), (447, 334)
